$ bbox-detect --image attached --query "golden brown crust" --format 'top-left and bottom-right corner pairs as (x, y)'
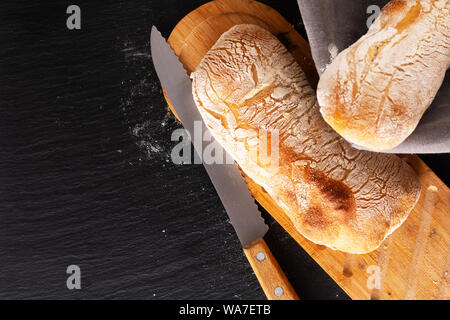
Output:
(192, 24), (421, 253)
(317, 0), (450, 151)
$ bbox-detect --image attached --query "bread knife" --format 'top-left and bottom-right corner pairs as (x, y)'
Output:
(151, 26), (298, 300)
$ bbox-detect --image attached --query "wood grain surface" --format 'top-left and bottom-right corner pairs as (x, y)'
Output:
(163, 0), (450, 300)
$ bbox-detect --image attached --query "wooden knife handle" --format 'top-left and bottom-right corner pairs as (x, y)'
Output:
(243, 238), (299, 300)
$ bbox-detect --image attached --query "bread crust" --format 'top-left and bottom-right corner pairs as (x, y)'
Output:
(317, 0), (450, 151)
(192, 24), (421, 254)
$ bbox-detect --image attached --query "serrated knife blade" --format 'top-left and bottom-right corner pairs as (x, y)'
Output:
(150, 26), (268, 246)
(150, 26), (298, 300)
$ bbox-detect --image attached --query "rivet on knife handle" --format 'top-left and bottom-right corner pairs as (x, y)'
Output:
(243, 238), (299, 300)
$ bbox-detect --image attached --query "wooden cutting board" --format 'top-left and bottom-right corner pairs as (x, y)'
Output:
(162, 0), (450, 300)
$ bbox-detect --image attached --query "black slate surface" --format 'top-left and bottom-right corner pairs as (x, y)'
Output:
(0, 0), (448, 300)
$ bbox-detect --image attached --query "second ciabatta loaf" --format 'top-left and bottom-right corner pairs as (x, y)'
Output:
(317, 0), (450, 151)
(192, 24), (421, 254)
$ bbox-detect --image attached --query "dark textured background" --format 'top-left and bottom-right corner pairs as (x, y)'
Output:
(0, 0), (448, 300)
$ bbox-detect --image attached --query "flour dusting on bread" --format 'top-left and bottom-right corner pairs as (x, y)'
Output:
(192, 24), (421, 254)
(317, 0), (450, 151)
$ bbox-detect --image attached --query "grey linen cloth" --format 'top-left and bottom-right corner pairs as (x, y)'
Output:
(297, 0), (450, 154)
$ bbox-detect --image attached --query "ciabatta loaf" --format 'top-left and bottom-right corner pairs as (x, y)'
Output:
(317, 0), (450, 151)
(191, 24), (421, 254)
